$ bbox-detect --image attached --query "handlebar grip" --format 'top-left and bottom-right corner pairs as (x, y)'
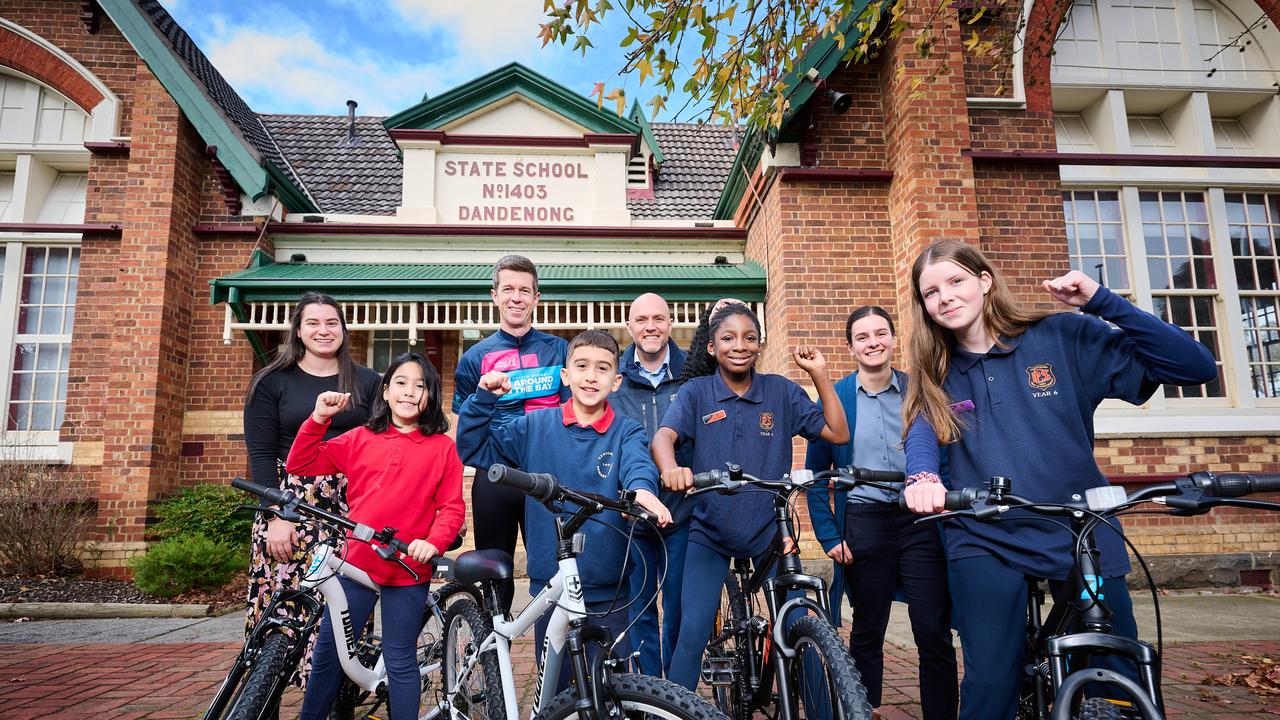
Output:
(848, 467), (906, 484)
(231, 477), (288, 506)
(487, 464), (558, 503)
(897, 485), (975, 511)
(692, 470), (723, 489)
(1211, 472), (1280, 498)
(943, 489), (974, 511)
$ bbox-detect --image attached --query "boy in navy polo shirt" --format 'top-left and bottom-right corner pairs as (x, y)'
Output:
(456, 329), (671, 687)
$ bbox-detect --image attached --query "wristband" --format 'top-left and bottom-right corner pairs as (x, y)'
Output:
(905, 471), (942, 487)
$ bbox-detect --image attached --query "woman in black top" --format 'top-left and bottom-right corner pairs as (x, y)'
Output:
(242, 292), (380, 686)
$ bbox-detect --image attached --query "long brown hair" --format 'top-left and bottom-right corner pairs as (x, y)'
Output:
(902, 241), (1050, 444)
(244, 292), (364, 407)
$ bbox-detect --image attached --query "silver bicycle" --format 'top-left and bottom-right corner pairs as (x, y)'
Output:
(433, 464), (726, 720)
(205, 477), (489, 720)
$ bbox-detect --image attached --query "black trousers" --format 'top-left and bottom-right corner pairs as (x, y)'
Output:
(471, 473), (526, 613)
(843, 502), (958, 720)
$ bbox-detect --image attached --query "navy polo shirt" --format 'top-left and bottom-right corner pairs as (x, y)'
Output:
(661, 369), (826, 558)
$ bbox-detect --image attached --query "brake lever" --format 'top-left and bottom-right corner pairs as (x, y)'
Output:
(373, 543), (421, 584)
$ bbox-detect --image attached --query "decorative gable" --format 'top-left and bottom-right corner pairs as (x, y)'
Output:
(385, 63), (641, 227)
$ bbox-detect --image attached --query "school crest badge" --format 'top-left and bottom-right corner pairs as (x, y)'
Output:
(759, 411), (774, 432)
(1026, 363), (1056, 390)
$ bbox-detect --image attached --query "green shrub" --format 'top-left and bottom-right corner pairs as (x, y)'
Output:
(152, 483), (253, 550)
(129, 534), (245, 598)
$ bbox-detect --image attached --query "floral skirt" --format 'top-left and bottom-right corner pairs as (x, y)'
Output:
(243, 462), (370, 688)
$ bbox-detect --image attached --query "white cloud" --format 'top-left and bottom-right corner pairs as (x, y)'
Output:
(388, 0), (546, 59)
(200, 19), (452, 115)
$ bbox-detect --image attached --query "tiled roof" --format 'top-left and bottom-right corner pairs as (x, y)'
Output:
(254, 114), (737, 218)
(628, 123), (740, 220)
(136, 0), (311, 204)
(258, 114), (402, 215)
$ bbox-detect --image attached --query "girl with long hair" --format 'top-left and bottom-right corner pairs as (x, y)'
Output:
(289, 353), (464, 720)
(900, 240), (1216, 720)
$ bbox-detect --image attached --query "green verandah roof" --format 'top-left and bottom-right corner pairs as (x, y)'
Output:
(210, 260), (767, 306)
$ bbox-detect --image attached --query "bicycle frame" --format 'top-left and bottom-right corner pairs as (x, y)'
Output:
(1019, 511), (1163, 720)
(712, 475), (841, 720)
(440, 542), (604, 720)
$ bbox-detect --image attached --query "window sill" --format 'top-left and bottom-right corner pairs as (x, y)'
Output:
(0, 441), (73, 464)
(1095, 409), (1280, 438)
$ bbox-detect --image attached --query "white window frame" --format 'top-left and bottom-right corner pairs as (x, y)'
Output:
(0, 236), (79, 462)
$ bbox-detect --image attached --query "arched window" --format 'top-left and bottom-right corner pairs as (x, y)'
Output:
(0, 70), (88, 456)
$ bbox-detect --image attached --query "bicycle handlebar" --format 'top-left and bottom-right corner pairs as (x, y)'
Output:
(899, 470), (1280, 518)
(230, 477), (429, 573)
(486, 464), (558, 503)
(486, 464), (657, 524)
(691, 465), (905, 494)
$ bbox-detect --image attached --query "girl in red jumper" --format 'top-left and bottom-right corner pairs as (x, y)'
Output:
(288, 352), (465, 720)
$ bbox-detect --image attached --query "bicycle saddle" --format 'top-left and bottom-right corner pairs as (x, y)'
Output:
(453, 549), (515, 584)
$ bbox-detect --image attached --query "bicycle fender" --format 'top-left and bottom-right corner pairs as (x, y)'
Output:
(770, 597), (830, 659)
(1049, 669), (1163, 720)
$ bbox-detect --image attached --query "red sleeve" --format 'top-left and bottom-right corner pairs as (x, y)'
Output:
(424, 439), (467, 553)
(285, 417), (349, 477)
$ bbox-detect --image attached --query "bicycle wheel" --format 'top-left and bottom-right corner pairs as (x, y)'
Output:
(202, 650), (253, 720)
(539, 672), (726, 720)
(225, 632), (295, 720)
(1074, 697), (1127, 719)
(442, 596), (504, 719)
(786, 615), (872, 720)
(704, 574), (757, 720)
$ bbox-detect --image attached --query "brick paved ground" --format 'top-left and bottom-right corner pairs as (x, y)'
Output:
(0, 637), (1275, 719)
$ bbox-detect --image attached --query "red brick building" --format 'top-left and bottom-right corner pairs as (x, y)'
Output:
(0, 0), (1277, 584)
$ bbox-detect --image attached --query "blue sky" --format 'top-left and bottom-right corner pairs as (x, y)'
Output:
(158, 0), (680, 119)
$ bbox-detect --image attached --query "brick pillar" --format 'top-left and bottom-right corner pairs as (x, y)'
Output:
(880, 0), (981, 318)
(93, 65), (204, 548)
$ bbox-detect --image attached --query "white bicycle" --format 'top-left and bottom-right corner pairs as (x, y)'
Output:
(205, 477), (491, 720)
(434, 464), (726, 720)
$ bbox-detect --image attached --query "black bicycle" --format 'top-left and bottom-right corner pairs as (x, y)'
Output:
(204, 477), (496, 720)
(693, 464), (904, 720)
(919, 470), (1280, 720)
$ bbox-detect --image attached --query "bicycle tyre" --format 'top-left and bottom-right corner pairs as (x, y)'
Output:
(786, 615), (873, 720)
(442, 596), (505, 720)
(704, 574), (755, 720)
(1074, 697), (1128, 720)
(538, 672), (726, 720)
(203, 651), (253, 720)
(225, 632), (295, 720)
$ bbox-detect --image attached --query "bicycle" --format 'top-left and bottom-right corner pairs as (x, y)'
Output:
(205, 477), (496, 720)
(917, 470), (1280, 720)
(436, 463), (726, 720)
(691, 463), (905, 720)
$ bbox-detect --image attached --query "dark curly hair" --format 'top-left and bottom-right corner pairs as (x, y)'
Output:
(678, 304), (719, 383)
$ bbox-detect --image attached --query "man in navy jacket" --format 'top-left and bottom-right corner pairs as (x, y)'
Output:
(611, 292), (690, 678)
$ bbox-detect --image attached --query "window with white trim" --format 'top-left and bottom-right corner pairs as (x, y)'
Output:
(1065, 190), (1131, 297)
(0, 71), (89, 454)
(1110, 0), (1183, 70)
(1139, 191), (1225, 398)
(1127, 116), (1176, 152)
(1228, 193), (1280, 398)
(8, 246), (78, 432)
(1212, 119), (1256, 155)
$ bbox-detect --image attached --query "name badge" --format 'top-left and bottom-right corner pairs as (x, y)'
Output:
(702, 409), (727, 425)
(950, 399), (975, 413)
